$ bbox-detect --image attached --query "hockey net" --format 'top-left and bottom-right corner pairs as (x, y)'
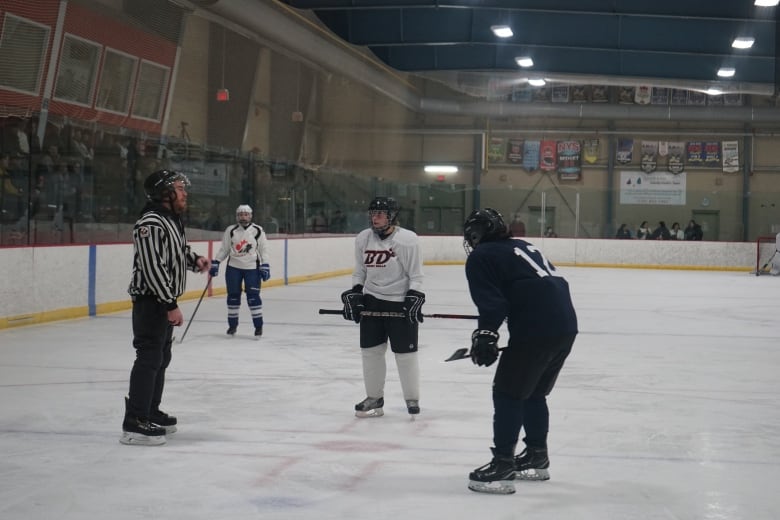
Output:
(755, 235), (779, 275)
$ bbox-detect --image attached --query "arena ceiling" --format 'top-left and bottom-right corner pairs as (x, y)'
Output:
(277, 0), (780, 96)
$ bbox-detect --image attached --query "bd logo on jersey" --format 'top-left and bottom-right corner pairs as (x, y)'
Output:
(234, 239), (253, 254)
(364, 249), (395, 266)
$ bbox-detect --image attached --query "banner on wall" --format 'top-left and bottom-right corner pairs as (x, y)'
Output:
(640, 141), (658, 173)
(667, 142), (685, 173)
(722, 140), (739, 173)
(620, 171), (686, 205)
(583, 139), (599, 164)
(171, 160), (229, 196)
(703, 141), (721, 167)
(557, 140), (582, 180)
(487, 137), (506, 163)
(539, 140), (557, 171)
(507, 138), (524, 165)
(523, 140), (540, 171)
(616, 138), (633, 164)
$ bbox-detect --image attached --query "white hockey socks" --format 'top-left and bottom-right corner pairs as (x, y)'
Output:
(361, 343), (387, 399)
(395, 351), (420, 402)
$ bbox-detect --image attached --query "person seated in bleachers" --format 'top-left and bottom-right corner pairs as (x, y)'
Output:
(650, 221), (671, 240)
(615, 223), (632, 239)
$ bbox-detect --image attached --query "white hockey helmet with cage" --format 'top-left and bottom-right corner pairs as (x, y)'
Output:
(236, 204), (253, 226)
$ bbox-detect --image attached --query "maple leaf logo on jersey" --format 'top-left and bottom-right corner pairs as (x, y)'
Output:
(234, 239), (253, 254)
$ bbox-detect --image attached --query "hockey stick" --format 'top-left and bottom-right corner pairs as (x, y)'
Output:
(318, 309), (478, 320)
(757, 249), (778, 276)
(179, 276), (212, 344)
(444, 346), (507, 362)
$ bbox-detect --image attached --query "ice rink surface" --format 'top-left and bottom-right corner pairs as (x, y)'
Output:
(1, 265), (778, 520)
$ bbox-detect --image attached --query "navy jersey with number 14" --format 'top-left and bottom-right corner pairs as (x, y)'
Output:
(465, 238), (578, 339)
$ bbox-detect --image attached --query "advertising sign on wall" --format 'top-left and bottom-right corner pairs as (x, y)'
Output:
(620, 171), (686, 205)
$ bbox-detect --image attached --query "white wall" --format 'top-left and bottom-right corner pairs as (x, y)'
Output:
(0, 236), (758, 329)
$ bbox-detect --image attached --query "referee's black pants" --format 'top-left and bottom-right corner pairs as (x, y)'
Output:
(126, 296), (174, 420)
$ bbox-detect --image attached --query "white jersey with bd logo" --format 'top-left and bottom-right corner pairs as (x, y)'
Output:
(351, 226), (424, 302)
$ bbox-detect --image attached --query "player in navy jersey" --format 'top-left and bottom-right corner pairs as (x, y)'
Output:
(463, 208), (577, 494)
(340, 197), (425, 418)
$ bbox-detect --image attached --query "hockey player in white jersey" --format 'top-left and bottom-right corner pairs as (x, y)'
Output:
(340, 197), (425, 418)
(210, 205), (270, 337)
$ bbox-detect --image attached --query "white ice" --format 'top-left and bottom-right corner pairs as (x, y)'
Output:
(1, 266), (779, 520)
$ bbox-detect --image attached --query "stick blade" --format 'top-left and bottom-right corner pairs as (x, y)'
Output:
(444, 347), (470, 362)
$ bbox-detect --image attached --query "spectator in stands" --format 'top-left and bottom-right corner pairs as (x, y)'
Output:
(650, 221), (671, 240)
(669, 222), (684, 240)
(509, 216), (526, 237)
(544, 226), (558, 238)
(330, 209), (347, 233)
(311, 211), (328, 233)
(684, 220), (703, 241)
(1, 153), (23, 220)
(636, 221), (652, 240)
(615, 223), (632, 239)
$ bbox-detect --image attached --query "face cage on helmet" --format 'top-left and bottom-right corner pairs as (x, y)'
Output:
(368, 209), (397, 234)
(237, 212), (252, 226)
(147, 173), (190, 203)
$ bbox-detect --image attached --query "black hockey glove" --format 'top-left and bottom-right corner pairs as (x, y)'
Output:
(403, 289), (426, 324)
(470, 329), (499, 367)
(341, 285), (365, 323)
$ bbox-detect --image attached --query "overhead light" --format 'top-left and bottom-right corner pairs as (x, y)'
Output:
(424, 165), (458, 174)
(528, 78), (546, 87)
(717, 67), (736, 78)
(706, 88), (723, 96)
(732, 37), (755, 49)
(490, 25), (513, 38)
(515, 56), (534, 68)
(755, 0), (779, 7)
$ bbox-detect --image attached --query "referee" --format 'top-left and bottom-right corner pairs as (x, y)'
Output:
(121, 169), (211, 446)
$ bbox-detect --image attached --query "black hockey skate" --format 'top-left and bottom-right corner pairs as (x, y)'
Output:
(150, 409), (177, 434)
(254, 327), (263, 338)
(468, 448), (516, 494)
(514, 447), (550, 481)
(226, 326), (237, 336)
(354, 397), (384, 418)
(120, 416), (166, 446)
(406, 399), (420, 415)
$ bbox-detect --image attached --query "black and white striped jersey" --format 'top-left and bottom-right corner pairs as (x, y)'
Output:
(128, 203), (200, 309)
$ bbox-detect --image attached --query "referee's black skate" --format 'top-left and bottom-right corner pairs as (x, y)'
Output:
(514, 447), (550, 481)
(120, 416), (166, 446)
(354, 396), (384, 418)
(468, 448), (516, 494)
(150, 408), (177, 434)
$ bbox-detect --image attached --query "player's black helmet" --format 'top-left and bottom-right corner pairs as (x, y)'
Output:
(368, 196), (400, 234)
(463, 208), (510, 253)
(143, 169), (190, 202)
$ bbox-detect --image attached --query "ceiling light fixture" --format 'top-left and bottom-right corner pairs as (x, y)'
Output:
(515, 56), (534, 68)
(424, 165), (458, 174)
(732, 37), (755, 49)
(490, 25), (513, 38)
(528, 78), (546, 87)
(717, 67), (736, 78)
(754, 0), (779, 7)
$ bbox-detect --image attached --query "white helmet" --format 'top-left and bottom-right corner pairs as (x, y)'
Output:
(236, 204), (253, 226)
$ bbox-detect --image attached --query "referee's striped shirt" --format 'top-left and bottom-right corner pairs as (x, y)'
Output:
(128, 204), (200, 309)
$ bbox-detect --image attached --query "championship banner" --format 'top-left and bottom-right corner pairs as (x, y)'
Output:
(616, 138), (633, 164)
(557, 140), (581, 180)
(687, 91), (706, 106)
(671, 89), (688, 105)
(551, 86), (570, 103)
(667, 142), (685, 173)
(634, 85), (651, 105)
(640, 141), (658, 173)
(722, 141), (739, 173)
(618, 87), (634, 104)
(487, 137), (506, 164)
(620, 171), (686, 205)
(651, 88), (669, 105)
(658, 141), (669, 157)
(686, 141), (704, 165)
(170, 159), (228, 196)
(507, 138), (524, 165)
(571, 86), (588, 102)
(522, 140), (540, 172)
(591, 85), (608, 103)
(704, 142), (721, 167)
(583, 139), (599, 164)
(539, 140), (557, 171)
